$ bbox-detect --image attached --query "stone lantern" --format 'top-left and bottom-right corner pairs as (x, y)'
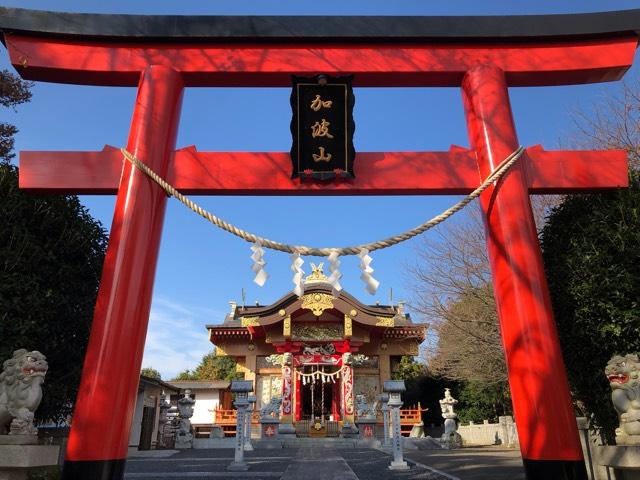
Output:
(227, 380), (253, 472)
(384, 380), (409, 471)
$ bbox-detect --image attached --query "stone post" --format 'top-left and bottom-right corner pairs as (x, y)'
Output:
(379, 393), (391, 447)
(227, 380), (253, 472)
(384, 380), (409, 471)
(244, 395), (256, 451)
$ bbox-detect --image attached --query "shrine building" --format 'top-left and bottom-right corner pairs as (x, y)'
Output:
(207, 265), (426, 430)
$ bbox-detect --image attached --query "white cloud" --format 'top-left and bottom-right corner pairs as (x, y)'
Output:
(141, 296), (227, 380)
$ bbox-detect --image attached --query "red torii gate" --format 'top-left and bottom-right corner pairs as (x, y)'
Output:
(2, 7), (638, 480)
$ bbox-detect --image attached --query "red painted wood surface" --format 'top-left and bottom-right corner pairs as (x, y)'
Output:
(6, 34), (636, 87)
(20, 146), (628, 195)
(295, 375), (302, 422)
(64, 66), (184, 462)
(462, 65), (585, 464)
(8, 27), (634, 480)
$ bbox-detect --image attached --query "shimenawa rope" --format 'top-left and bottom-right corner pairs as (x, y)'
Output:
(120, 146), (524, 257)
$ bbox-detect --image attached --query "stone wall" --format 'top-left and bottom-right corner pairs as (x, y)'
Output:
(456, 418), (517, 447)
(424, 417), (518, 447)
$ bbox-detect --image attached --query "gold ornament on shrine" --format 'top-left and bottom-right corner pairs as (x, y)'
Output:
(301, 293), (335, 317)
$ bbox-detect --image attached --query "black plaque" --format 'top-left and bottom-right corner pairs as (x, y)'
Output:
(290, 74), (355, 180)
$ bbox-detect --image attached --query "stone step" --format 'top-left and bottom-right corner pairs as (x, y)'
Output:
(252, 435), (383, 449)
(283, 441), (358, 448)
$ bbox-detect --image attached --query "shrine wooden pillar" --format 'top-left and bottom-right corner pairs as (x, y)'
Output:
(332, 380), (341, 421)
(340, 356), (355, 425)
(280, 354), (295, 433)
(62, 66), (184, 479)
(295, 370), (302, 421)
(462, 65), (587, 479)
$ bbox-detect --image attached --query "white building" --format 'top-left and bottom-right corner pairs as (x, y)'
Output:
(167, 380), (231, 431)
(129, 375), (179, 451)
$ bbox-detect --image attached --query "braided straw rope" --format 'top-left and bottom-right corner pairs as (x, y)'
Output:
(121, 146), (524, 256)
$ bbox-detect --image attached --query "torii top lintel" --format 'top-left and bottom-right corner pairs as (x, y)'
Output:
(1, 7), (639, 87)
(4, 7), (634, 194)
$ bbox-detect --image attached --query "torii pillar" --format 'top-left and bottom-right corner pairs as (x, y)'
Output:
(463, 65), (585, 477)
(2, 7), (638, 480)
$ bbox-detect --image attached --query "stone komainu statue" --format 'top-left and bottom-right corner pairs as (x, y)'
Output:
(355, 394), (377, 419)
(0, 349), (49, 435)
(260, 396), (282, 418)
(606, 354), (640, 445)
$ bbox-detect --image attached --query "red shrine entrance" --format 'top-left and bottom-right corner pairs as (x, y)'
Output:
(1, 6), (638, 480)
(297, 359), (340, 422)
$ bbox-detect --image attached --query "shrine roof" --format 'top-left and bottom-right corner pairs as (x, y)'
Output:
(167, 380), (230, 390)
(1, 7), (639, 44)
(139, 375), (180, 393)
(205, 282), (427, 344)
(205, 282), (423, 338)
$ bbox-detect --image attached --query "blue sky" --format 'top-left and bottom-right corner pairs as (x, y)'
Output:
(2, 0), (639, 379)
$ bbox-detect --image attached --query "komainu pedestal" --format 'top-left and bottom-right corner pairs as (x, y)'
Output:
(355, 394), (379, 446)
(0, 349), (56, 480)
(259, 396), (281, 440)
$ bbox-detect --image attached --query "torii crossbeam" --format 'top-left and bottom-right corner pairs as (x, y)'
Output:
(2, 7), (638, 480)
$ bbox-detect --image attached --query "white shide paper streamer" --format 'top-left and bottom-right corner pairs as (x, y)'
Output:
(327, 250), (343, 296)
(290, 252), (305, 297)
(358, 248), (380, 295)
(250, 242), (269, 286)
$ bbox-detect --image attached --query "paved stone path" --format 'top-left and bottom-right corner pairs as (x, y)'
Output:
(125, 449), (292, 479)
(125, 448), (450, 479)
(342, 448), (453, 480)
(404, 447), (525, 480)
(280, 447), (358, 480)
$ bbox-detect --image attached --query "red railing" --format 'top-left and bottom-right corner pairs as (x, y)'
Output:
(208, 403), (428, 437)
(211, 408), (262, 437)
(397, 402), (428, 436)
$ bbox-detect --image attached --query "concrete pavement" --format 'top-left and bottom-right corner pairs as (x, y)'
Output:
(125, 446), (524, 479)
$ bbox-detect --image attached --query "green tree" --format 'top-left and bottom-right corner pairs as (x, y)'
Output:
(0, 70), (32, 164)
(456, 381), (512, 424)
(541, 171), (640, 440)
(173, 369), (196, 381)
(401, 373), (459, 425)
(172, 349), (240, 381)
(391, 356), (426, 412)
(1, 164), (108, 423)
(0, 71), (108, 423)
(140, 367), (161, 380)
(391, 355), (425, 381)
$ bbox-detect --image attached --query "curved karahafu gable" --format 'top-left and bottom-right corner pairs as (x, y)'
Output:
(207, 281), (426, 346)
